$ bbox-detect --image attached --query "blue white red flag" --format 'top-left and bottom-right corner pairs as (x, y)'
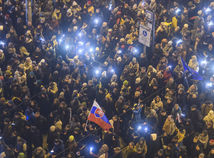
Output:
(181, 57), (203, 80)
(87, 101), (112, 130)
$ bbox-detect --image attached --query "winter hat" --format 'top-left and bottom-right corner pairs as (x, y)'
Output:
(184, 24), (188, 28)
(198, 153), (205, 158)
(123, 80), (129, 86)
(151, 133), (157, 141)
(55, 120), (62, 130)
(17, 153), (25, 158)
(135, 78), (141, 84)
(50, 125), (56, 132)
(117, 57), (122, 62)
(72, 1), (78, 6)
(69, 135), (74, 142)
(198, 10), (202, 16)
(82, 83), (87, 87)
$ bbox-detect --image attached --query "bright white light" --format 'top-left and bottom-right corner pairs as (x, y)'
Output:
(94, 18), (99, 25)
(109, 4), (112, 10)
(133, 48), (138, 54)
(40, 37), (45, 42)
(181, 113), (185, 117)
(78, 49), (84, 54)
(168, 65), (172, 69)
(50, 149), (54, 153)
(208, 21), (214, 26)
(201, 60), (207, 65)
(58, 34), (65, 43)
(110, 68), (115, 73)
(78, 32), (82, 37)
(90, 147), (93, 152)
(117, 50), (122, 54)
(78, 41), (84, 46)
(205, 7), (211, 13)
(89, 47), (93, 53)
(175, 8), (181, 14)
(0, 136), (2, 139)
(176, 39), (183, 45)
(137, 125), (142, 131)
(95, 69), (100, 75)
(144, 127), (148, 132)
(0, 41), (5, 46)
(206, 82), (212, 88)
(65, 45), (69, 50)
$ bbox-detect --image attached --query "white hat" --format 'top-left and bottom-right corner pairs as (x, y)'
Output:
(184, 24), (188, 28)
(72, 1), (78, 6)
(117, 57), (122, 62)
(135, 77), (141, 84)
(197, 10), (202, 16)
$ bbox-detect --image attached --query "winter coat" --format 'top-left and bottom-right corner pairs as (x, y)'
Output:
(204, 110), (214, 128)
(162, 117), (177, 136)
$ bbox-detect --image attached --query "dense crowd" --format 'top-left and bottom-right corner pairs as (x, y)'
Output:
(0, 0), (214, 157)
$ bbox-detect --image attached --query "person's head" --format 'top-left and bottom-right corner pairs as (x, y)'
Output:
(174, 104), (179, 110)
(34, 111), (40, 118)
(139, 137), (145, 144)
(161, 110), (167, 116)
(128, 142), (135, 149)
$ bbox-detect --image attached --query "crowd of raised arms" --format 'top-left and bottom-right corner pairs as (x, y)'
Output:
(0, 0), (214, 157)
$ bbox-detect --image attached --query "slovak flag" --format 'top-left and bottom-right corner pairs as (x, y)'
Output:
(87, 101), (112, 130)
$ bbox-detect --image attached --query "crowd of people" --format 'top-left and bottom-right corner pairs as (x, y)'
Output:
(0, 0), (214, 157)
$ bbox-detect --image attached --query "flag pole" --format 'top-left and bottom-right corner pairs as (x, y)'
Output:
(85, 100), (95, 131)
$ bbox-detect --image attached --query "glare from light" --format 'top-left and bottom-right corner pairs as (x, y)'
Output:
(201, 60), (207, 65)
(90, 147), (94, 152)
(0, 136), (2, 139)
(137, 125), (142, 131)
(175, 8), (181, 14)
(109, 4), (112, 10)
(78, 49), (84, 54)
(65, 45), (69, 50)
(89, 47), (94, 53)
(208, 21), (214, 26)
(168, 65), (172, 69)
(95, 69), (100, 75)
(176, 39), (183, 45)
(50, 149), (54, 153)
(110, 68), (115, 73)
(78, 41), (84, 46)
(94, 18), (99, 25)
(78, 32), (82, 37)
(205, 7), (211, 13)
(0, 41), (5, 46)
(40, 37), (45, 42)
(117, 50), (122, 54)
(144, 127), (148, 132)
(181, 113), (185, 117)
(206, 82), (212, 88)
(142, 1), (145, 6)
(133, 48), (138, 54)
(59, 38), (62, 43)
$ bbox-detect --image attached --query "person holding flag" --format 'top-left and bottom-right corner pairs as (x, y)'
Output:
(87, 100), (113, 131)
